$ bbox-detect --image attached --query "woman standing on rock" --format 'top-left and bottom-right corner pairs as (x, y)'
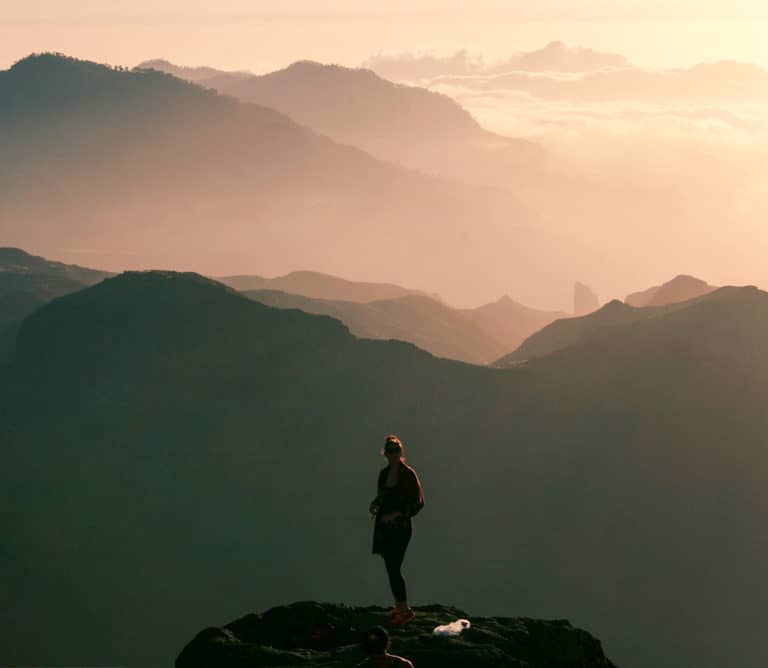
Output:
(369, 435), (424, 626)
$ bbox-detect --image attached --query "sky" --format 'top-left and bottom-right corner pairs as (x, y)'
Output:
(2, 0), (768, 72)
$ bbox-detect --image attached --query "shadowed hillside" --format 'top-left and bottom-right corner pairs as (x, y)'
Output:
(2, 273), (768, 668)
(1, 53), (585, 308)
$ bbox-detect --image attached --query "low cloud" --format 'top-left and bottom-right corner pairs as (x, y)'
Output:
(425, 60), (768, 104)
(363, 41), (630, 82)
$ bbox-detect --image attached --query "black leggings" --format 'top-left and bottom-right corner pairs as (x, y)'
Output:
(381, 525), (412, 602)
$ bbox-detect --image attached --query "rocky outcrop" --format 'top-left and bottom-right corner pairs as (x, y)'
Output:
(176, 602), (617, 667)
(573, 282), (599, 315)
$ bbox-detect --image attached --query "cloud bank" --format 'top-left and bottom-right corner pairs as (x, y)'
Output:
(363, 41), (630, 82)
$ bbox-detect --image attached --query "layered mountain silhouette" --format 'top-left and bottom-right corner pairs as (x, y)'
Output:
(246, 288), (563, 364)
(245, 290), (503, 364)
(138, 58), (548, 190)
(219, 270), (437, 303)
(493, 286), (732, 366)
(3, 271), (768, 668)
(1, 53), (577, 307)
(625, 274), (717, 307)
(136, 55), (695, 303)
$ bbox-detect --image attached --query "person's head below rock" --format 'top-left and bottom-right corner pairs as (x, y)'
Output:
(360, 626), (414, 667)
(363, 626), (391, 655)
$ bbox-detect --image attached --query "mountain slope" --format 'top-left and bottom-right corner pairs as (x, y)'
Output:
(492, 291), (726, 366)
(2, 273), (768, 668)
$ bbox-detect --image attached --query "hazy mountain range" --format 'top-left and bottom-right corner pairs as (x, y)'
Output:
(1, 52), (592, 308)
(138, 57), (549, 192)
(136, 53), (741, 307)
(2, 271), (767, 668)
(0, 248), (564, 365)
(218, 270), (438, 303)
(246, 289), (565, 364)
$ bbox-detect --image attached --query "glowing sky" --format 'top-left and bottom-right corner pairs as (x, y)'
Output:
(2, 0), (768, 71)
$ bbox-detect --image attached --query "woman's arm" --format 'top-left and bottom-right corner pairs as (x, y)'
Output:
(369, 469), (385, 515)
(403, 468), (424, 518)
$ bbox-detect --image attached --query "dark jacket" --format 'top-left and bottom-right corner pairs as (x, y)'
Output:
(371, 462), (424, 554)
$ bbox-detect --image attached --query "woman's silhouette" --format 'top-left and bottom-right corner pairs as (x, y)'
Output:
(369, 435), (424, 625)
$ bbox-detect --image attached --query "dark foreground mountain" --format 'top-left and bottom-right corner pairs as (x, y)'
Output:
(221, 270), (437, 303)
(1, 53), (575, 307)
(176, 602), (617, 667)
(625, 274), (717, 307)
(3, 272), (768, 668)
(246, 289), (507, 364)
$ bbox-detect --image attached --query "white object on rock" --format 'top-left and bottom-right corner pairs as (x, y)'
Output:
(432, 618), (471, 636)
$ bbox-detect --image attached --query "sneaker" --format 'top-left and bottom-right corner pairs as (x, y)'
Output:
(387, 607), (415, 626)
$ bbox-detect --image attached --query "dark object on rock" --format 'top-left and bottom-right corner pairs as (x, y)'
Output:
(175, 602), (618, 667)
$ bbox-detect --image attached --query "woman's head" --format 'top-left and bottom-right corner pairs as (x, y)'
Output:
(382, 434), (405, 464)
(362, 626), (390, 655)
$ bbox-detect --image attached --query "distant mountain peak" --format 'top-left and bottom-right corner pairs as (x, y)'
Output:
(277, 59), (388, 85)
(625, 274), (716, 308)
